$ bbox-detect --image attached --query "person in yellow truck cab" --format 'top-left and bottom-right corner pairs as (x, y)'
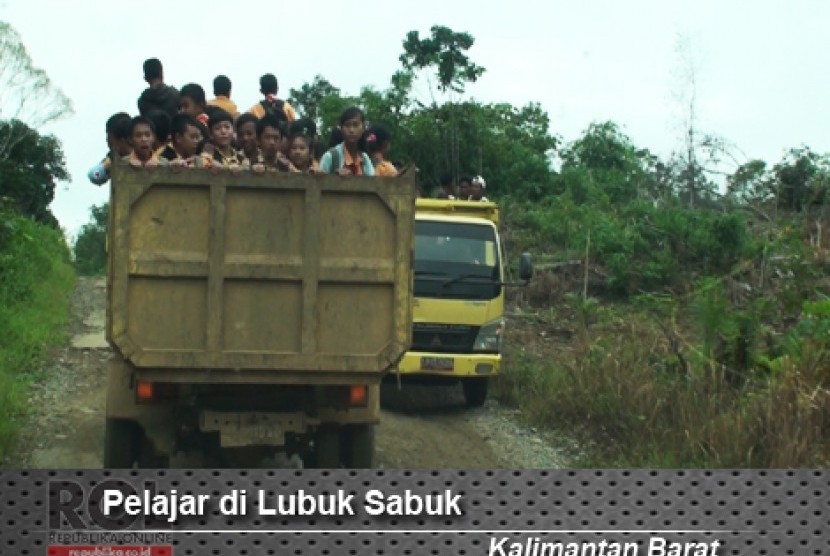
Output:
(470, 175), (489, 201)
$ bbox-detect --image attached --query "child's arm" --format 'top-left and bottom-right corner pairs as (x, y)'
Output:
(87, 156), (111, 185)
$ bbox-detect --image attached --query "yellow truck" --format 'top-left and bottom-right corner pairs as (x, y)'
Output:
(103, 163), (415, 468)
(393, 199), (532, 406)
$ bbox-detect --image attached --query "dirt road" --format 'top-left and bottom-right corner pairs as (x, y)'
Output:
(3, 278), (575, 469)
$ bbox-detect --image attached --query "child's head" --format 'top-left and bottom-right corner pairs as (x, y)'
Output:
(338, 106), (366, 150)
(129, 116), (157, 161)
(288, 120), (316, 169)
(170, 114), (203, 158)
(365, 123), (391, 157)
(235, 113), (259, 154)
(470, 175), (486, 200)
(208, 109), (234, 149)
(145, 109), (171, 147)
(439, 171), (454, 192)
(256, 114), (284, 158)
(213, 75), (232, 97)
(106, 112), (132, 157)
(179, 83), (207, 117)
(259, 73), (279, 96)
(458, 175), (474, 200)
(143, 58), (163, 84)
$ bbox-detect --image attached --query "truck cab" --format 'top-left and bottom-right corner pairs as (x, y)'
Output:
(394, 199), (524, 406)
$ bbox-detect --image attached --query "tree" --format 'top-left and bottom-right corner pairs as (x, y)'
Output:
(770, 147), (829, 211)
(669, 34), (738, 207)
(727, 160), (770, 204)
(559, 121), (652, 204)
(288, 75), (340, 129)
(0, 119), (68, 227)
(400, 25), (485, 94)
(399, 25), (486, 181)
(74, 203), (108, 275)
(0, 21), (74, 160)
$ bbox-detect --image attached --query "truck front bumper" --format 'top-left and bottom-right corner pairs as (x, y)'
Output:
(394, 351), (500, 377)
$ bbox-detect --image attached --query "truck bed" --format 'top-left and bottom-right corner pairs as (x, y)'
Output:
(106, 164), (414, 379)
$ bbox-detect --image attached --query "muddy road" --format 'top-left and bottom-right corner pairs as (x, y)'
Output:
(3, 278), (575, 469)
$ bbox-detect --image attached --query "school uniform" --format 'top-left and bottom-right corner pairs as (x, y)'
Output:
(318, 143), (375, 176)
(207, 96), (239, 118)
(160, 143), (211, 168)
(213, 147), (246, 168)
(372, 158), (397, 177)
(248, 99), (297, 121)
(252, 152), (290, 172)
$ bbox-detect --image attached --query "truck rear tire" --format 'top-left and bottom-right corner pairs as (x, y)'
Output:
(341, 424), (375, 468)
(462, 378), (488, 407)
(103, 418), (140, 468)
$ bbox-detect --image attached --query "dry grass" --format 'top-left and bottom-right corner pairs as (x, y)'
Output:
(496, 303), (830, 467)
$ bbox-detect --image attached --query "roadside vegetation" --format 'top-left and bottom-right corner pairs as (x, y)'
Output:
(495, 130), (830, 467)
(0, 207), (74, 459)
(0, 21), (76, 459)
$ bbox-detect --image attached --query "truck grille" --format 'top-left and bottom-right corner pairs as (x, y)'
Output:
(411, 323), (480, 353)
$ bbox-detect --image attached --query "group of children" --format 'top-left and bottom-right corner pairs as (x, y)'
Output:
(88, 103), (392, 183)
(89, 59), (488, 201)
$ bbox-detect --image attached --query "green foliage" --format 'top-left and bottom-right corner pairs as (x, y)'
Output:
(0, 207), (74, 456)
(287, 75), (340, 129)
(73, 202), (108, 276)
(399, 25), (485, 94)
(0, 119), (69, 226)
(778, 297), (830, 374)
(507, 195), (756, 296)
(773, 147), (830, 210)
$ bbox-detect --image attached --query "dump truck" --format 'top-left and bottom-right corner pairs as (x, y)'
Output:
(103, 163), (415, 468)
(392, 199), (532, 406)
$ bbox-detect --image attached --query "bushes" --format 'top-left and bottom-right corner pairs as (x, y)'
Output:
(0, 208), (74, 457)
(73, 203), (108, 276)
(503, 197), (757, 296)
(497, 291), (830, 466)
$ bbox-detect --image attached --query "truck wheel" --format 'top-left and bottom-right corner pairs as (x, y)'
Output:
(341, 424), (375, 468)
(462, 378), (488, 408)
(103, 418), (140, 468)
(310, 426), (341, 468)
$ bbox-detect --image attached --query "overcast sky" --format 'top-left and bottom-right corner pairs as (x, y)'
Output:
(3, 0), (829, 237)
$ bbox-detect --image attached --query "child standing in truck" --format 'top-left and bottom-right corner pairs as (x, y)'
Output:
(127, 116), (161, 167)
(287, 120), (321, 174)
(319, 106), (374, 176)
(251, 114), (290, 172)
(179, 83), (210, 127)
(209, 109), (245, 168)
(88, 112), (132, 185)
(235, 113), (260, 162)
(160, 114), (210, 167)
(365, 123), (397, 177)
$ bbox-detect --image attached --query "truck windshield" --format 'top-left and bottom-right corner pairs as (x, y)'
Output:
(414, 221), (501, 300)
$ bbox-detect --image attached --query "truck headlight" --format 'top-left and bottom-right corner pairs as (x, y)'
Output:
(474, 318), (504, 353)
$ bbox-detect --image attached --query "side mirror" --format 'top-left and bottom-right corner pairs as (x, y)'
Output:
(519, 252), (533, 282)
